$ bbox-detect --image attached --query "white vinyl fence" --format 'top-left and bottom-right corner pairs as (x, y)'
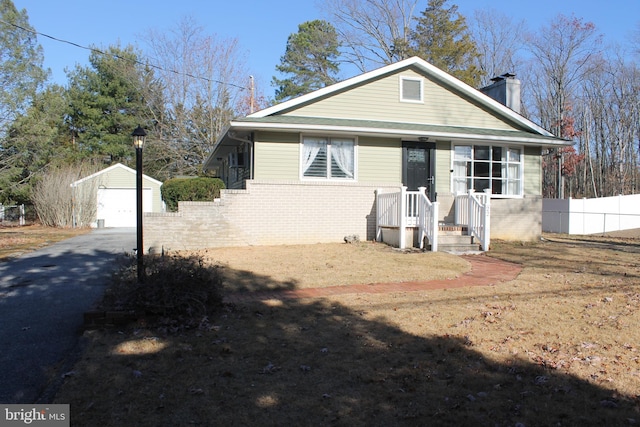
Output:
(543, 194), (640, 234)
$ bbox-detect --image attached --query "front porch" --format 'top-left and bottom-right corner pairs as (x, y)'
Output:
(376, 187), (491, 252)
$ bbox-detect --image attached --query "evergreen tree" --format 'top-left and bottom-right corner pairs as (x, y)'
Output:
(409, 0), (483, 87)
(65, 44), (151, 164)
(0, 0), (49, 203)
(0, 0), (47, 133)
(0, 85), (68, 203)
(272, 20), (340, 102)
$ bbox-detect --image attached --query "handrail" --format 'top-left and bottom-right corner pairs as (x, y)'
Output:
(417, 187), (438, 251)
(376, 187), (438, 251)
(467, 189), (491, 251)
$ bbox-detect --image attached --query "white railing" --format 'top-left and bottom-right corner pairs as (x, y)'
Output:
(455, 189), (491, 251)
(376, 186), (439, 251)
(376, 191), (402, 233)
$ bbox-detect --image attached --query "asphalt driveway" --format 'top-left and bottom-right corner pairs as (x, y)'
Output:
(0, 227), (136, 404)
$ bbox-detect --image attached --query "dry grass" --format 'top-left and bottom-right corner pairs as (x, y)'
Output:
(0, 225), (89, 260)
(40, 232), (640, 425)
(197, 242), (469, 291)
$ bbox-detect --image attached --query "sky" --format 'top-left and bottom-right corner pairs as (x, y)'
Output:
(12, 0), (640, 99)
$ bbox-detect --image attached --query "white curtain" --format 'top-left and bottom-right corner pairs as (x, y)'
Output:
(331, 139), (354, 178)
(303, 138), (326, 175)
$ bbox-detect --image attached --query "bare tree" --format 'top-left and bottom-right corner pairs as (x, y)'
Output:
(321, 0), (420, 72)
(576, 50), (640, 198)
(31, 163), (99, 228)
(523, 14), (601, 198)
(469, 9), (526, 87)
(141, 17), (253, 179)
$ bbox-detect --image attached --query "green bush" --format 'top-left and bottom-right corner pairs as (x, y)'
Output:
(161, 177), (225, 211)
(102, 254), (223, 320)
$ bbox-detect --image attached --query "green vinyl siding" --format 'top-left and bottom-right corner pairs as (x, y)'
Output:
(358, 136), (401, 183)
(74, 164), (163, 213)
(434, 141), (451, 195)
(286, 69), (514, 131)
(102, 167), (134, 187)
(523, 146), (542, 195)
(254, 132), (300, 180)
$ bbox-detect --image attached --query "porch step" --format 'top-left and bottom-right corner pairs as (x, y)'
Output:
(427, 225), (483, 253)
(438, 224), (467, 235)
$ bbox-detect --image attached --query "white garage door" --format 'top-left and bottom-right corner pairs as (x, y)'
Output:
(97, 188), (152, 228)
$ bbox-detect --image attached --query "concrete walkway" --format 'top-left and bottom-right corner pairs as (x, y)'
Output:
(224, 255), (522, 303)
(0, 228), (135, 404)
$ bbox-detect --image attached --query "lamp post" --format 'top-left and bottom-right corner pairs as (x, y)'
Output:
(132, 125), (147, 283)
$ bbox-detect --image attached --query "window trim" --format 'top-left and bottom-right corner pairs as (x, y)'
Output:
(450, 142), (524, 198)
(399, 75), (424, 103)
(299, 135), (358, 181)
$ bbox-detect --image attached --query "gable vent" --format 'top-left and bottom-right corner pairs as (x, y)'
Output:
(401, 76), (423, 102)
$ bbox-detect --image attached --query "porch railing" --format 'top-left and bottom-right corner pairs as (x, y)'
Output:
(376, 186), (439, 251)
(454, 189), (491, 251)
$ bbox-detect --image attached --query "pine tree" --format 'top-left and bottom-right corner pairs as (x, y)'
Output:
(272, 20), (341, 102)
(0, 0), (47, 133)
(409, 0), (483, 87)
(65, 45), (150, 164)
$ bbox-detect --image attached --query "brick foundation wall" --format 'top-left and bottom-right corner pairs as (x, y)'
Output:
(144, 180), (399, 251)
(489, 196), (542, 241)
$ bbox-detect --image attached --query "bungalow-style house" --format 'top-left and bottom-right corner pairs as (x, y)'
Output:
(144, 56), (571, 252)
(72, 163), (164, 228)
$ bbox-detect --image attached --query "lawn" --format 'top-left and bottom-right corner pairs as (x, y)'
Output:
(20, 229), (640, 425)
(0, 225), (88, 260)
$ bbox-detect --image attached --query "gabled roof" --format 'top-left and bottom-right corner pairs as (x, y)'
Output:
(71, 163), (163, 187)
(250, 56), (558, 137)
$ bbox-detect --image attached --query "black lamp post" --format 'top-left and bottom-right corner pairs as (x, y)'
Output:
(132, 125), (147, 283)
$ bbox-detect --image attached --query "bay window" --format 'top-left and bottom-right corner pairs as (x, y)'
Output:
(302, 136), (355, 179)
(453, 144), (522, 196)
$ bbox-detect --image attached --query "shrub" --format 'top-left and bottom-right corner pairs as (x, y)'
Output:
(102, 253), (223, 320)
(31, 163), (99, 227)
(161, 177), (225, 211)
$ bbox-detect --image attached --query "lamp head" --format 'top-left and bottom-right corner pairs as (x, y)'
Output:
(132, 125), (147, 149)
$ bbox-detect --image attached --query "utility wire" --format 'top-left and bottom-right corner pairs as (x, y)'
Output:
(0, 19), (248, 91)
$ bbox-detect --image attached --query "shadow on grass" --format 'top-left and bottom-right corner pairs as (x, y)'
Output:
(55, 264), (639, 426)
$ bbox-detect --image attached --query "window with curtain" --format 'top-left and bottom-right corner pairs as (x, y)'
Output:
(302, 137), (355, 180)
(453, 144), (522, 196)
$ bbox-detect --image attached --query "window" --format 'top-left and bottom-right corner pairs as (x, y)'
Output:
(302, 137), (355, 180)
(452, 144), (522, 196)
(400, 76), (423, 103)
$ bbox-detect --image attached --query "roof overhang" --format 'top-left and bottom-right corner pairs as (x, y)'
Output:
(203, 116), (572, 172)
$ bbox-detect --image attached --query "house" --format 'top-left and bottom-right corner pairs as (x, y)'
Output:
(144, 56), (571, 252)
(71, 163), (164, 228)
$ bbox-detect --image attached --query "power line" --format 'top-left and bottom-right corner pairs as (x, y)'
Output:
(0, 19), (248, 91)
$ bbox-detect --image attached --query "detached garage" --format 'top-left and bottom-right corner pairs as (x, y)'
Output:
(71, 163), (164, 228)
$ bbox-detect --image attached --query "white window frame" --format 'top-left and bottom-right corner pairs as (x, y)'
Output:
(300, 135), (358, 181)
(450, 143), (524, 198)
(399, 75), (424, 103)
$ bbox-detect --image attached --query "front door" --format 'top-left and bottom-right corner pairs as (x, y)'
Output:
(402, 141), (435, 200)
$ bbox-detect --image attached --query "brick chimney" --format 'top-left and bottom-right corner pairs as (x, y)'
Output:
(479, 73), (521, 114)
